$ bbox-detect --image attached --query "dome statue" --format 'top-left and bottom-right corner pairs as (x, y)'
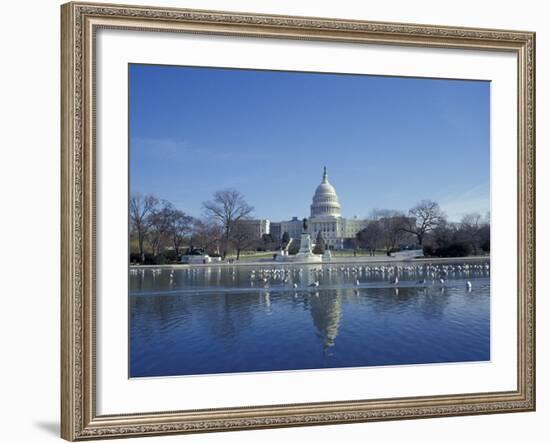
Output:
(310, 166), (341, 218)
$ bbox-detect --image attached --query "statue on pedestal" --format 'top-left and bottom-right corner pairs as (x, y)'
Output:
(302, 217), (308, 233)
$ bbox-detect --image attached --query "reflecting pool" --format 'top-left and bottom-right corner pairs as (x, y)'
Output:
(129, 261), (490, 377)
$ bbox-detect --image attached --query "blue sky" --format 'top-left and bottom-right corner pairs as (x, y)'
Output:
(129, 64), (490, 222)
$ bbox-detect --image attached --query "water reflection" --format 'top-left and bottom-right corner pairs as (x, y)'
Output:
(130, 261), (490, 377)
(309, 290), (343, 349)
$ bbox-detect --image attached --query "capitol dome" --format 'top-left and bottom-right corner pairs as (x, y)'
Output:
(310, 167), (341, 218)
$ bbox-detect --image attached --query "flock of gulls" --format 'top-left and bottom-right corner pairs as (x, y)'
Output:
(130, 262), (490, 293)
(244, 262), (489, 291)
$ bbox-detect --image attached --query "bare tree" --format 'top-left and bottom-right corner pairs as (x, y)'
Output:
(479, 213), (490, 253)
(356, 219), (383, 256)
(190, 219), (223, 255)
(368, 209), (409, 253)
(401, 200), (446, 246)
(166, 208), (194, 258)
(380, 216), (408, 254)
(146, 202), (172, 257)
(202, 189), (254, 258)
(231, 221), (257, 260)
(431, 220), (457, 248)
(459, 213), (483, 255)
(129, 193), (158, 263)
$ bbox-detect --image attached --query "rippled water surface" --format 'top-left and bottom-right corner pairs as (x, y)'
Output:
(129, 261), (490, 377)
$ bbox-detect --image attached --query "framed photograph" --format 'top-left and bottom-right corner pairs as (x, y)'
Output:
(61, 2), (536, 440)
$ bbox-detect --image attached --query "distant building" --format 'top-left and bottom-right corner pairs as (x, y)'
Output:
(238, 219), (270, 240)
(271, 167), (369, 249)
(269, 222), (282, 241)
(237, 168), (368, 249)
(343, 216), (368, 239)
(280, 217), (303, 242)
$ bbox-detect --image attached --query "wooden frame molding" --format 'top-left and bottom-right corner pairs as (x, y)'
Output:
(61, 2), (536, 440)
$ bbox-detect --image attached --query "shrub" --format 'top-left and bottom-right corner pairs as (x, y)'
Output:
(142, 254), (166, 265)
(423, 245), (435, 257)
(162, 249), (178, 263)
(313, 231), (326, 255)
(386, 247), (400, 256)
(129, 252), (142, 264)
(435, 242), (472, 258)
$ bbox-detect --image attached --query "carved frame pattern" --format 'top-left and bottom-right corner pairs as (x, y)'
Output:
(61, 2), (535, 440)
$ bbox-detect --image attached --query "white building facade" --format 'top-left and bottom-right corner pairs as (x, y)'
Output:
(269, 168), (368, 249)
(238, 219), (270, 240)
(306, 167), (367, 248)
(280, 217), (303, 241)
(244, 168), (368, 249)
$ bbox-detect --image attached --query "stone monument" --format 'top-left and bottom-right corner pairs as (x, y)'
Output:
(295, 217), (322, 262)
(274, 217), (322, 263)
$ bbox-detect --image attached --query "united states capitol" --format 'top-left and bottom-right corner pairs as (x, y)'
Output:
(240, 167), (367, 250)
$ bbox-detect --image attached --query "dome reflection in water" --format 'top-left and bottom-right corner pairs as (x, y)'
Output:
(129, 261), (490, 377)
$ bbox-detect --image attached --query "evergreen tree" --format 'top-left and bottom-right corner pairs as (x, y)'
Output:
(313, 231), (326, 254)
(281, 231), (290, 247)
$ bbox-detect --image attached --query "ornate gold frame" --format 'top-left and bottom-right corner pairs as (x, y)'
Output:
(61, 2), (536, 440)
